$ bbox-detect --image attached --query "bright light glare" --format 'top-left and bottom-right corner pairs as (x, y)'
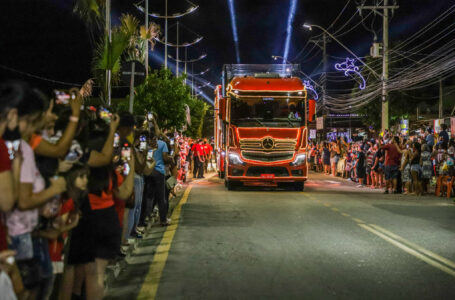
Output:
(283, 0), (298, 62)
(303, 24), (312, 30)
(228, 0), (240, 63)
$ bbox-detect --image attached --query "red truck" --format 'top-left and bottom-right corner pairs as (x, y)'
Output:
(214, 64), (309, 190)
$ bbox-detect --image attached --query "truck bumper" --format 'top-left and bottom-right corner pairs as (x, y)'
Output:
(227, 164), (307, 186)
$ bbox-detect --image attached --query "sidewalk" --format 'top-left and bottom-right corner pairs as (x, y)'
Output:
(104, 172), (216, 299)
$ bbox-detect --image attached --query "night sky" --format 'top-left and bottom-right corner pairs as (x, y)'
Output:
(0, 0), (453, 103)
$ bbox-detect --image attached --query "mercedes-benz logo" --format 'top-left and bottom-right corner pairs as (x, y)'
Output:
(262, 137), (275, 150)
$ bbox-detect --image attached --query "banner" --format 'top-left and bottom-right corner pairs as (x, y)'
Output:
(316, 117), (324, 130)
(400, 119), (409, 136)
(309, 129), (316, 139)
(451, 117), (455, 137)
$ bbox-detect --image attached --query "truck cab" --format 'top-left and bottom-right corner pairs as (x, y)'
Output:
(216, 64), (309, 191)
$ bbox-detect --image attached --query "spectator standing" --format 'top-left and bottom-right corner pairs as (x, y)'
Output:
(379, 136), (401, 194)
(149, 133), (171, 226)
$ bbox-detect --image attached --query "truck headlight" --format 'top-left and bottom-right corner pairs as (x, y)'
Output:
(229, 153), (245, 166)
(290, 154), (306, 166)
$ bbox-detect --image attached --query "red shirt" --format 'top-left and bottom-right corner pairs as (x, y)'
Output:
(0, 138), (11, 172)
(204, 144), (213, 156)
(48, 198), (76, 262)
(88, 171), (123, 210)
(382, 144), (401, 166)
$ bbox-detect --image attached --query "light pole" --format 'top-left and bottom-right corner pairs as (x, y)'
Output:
(135, 1), (198, 69)
(303, 24), (380, 79)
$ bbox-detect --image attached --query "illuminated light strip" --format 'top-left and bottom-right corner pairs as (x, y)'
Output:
(303, 80), (318, 100)
(334, 57), (366, 90)
(228, 0), (241, 63)
(283, 0), (298, 62)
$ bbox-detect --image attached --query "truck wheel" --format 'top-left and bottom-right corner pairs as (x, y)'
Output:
(227, 180), (238, 191)
(294, 182), (305, 191)
(220, 171), (225, 179)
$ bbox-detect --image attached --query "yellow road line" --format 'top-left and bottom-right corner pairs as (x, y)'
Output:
(359, 224), (455, 278)
(137, 185), (193, 300)
(331, 207), (339, 212)
(352, 218), (365, 224)
(341, 213), (351, 217)
(369, 224), (455, 270)
(323, 203), (331, 207)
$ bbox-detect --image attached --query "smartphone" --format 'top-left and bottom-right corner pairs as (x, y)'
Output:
(54, 90), (76, 105)
(99, 108), (112, 124)
(139, 135), (147, 151)
(147, 112), (154, 121)
(5, 139), (20, 160)
(147, 149), (154, 161)
(123, 161), (130, 176)
(65, 151), (79, 162)
(114, 133), (120, 148)
(121, 146), (131, 161)
(170, 138), (175, 146)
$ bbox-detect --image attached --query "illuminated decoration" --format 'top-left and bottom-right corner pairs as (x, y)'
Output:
(303, 80), (319, 100)
(334, 58), (366, 90)
(283, 0), (298, 63)
(154, 36), (203, 48)
(228, 0), (241, 63)
(168, 53), (207, 63)
(134, 2), (199, 19)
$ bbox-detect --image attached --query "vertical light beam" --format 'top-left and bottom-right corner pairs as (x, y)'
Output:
(283, 0), (298, 63)
(228, 0), (240, 64)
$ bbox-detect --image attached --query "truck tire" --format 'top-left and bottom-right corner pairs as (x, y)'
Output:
(220, 171), (225, 179)
(227, 180), (238, 191)
(294, 182), (305, 191)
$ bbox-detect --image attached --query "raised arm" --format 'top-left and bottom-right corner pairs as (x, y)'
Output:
(115, 154), (135, 200)
(87, 114), (119, 167)
(34, 92), (83, 158)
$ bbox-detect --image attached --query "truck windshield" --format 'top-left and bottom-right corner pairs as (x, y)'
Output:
(230, 97), (306, 128)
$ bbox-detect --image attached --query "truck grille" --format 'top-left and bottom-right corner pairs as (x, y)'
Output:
(246, 167), (289, 177)
(240, 139), (296, 151)
(239, 138), (296, 162)
(241, 151), (294, 162)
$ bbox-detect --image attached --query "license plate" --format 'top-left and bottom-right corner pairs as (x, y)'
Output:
(261, 174), (275, 179)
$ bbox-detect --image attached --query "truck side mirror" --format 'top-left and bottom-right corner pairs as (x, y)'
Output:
(220, 97), (227, 121)
(308, 99), (316, 122)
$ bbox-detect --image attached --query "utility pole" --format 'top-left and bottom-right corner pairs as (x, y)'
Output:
(382, 0), (389, 132)
(309, 33), (330, 114)
(176, 22), (179, 76)
(165, 0), (168, 69)
(145, 0), (149, 76)
(358, 0), (399, 132)
(439, 79), (443, 119)
(106, 0), (112, 106)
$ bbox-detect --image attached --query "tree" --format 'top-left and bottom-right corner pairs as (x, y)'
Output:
(132, 68), (193, 130)
(186, 97), (209, 138)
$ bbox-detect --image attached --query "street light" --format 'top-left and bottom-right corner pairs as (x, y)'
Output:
(302, 23), (380, 78)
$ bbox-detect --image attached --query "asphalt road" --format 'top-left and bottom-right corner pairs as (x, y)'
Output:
(107, 173), (455, 300)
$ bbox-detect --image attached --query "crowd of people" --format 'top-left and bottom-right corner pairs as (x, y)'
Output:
(0, 80), (213, 300)
(308, 125), (455, 197)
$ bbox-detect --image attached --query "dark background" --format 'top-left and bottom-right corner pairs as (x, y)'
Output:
(0, 0), (452, 102)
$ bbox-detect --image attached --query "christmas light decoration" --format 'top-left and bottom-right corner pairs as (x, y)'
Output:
(334, 58), (366, 90)
(303, 80), (318, 100)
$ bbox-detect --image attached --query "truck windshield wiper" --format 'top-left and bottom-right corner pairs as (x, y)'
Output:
(286, 117), (295, 128)
(237, 117), (265, 127)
